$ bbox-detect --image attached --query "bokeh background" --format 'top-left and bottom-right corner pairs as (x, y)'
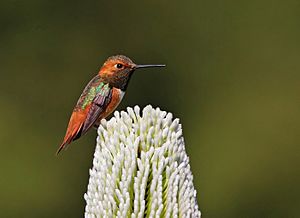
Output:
(1, 0), (299, 217)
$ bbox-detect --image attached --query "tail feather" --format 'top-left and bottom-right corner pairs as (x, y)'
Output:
(56, 142), (67, 155)
(56, 134), (75, 155)
(56, 118), (84, 155)
(56, 106), (91, 155)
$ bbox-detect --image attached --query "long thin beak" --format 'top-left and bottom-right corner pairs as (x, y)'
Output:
(135, 64), (166, 69)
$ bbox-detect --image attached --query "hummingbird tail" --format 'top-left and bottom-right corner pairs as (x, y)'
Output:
(56, 140), (72, 155)
(56, 140), (71, 155)
(56, 144), (65, 155)
(56, 125), (83, 155)
(56, 135), (80, 155)
(56, 110), (86, 156)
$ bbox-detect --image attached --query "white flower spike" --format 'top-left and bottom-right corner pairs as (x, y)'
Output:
(84, 105), (201, 218)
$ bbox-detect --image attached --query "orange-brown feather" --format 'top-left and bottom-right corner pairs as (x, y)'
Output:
(56, 105), (91, 155)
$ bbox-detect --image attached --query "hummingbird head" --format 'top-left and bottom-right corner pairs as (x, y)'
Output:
(99, 55), (165, 90)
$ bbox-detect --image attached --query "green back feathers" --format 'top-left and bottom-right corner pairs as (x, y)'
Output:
(78, 76), (110, 110)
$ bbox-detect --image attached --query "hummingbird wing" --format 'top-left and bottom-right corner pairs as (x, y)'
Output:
(56, 76), (112, 155)
(81, 84), (112, 133)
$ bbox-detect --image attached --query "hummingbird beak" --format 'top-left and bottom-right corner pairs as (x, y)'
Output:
(135, 64), (166, 69)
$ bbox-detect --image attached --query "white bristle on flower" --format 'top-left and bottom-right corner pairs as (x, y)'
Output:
(84, 105), (201, 218)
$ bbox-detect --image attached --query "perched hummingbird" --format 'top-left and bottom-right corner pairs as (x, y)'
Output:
(56, 55), (165, 155)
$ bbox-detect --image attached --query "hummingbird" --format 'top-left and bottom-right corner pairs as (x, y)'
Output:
(56, 55), (165, 155)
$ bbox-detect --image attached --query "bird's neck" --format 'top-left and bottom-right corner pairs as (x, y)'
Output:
(100, 72), (133, 91)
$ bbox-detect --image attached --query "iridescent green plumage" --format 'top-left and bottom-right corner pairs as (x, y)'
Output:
(76, 75), (111, 111)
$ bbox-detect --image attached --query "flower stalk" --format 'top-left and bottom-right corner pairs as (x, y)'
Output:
(84, 105), (201, 217)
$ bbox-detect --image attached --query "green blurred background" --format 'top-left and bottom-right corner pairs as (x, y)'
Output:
(1, 0), (299, 217)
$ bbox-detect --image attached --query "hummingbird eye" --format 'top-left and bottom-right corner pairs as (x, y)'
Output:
(115, 63), (123, 69)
